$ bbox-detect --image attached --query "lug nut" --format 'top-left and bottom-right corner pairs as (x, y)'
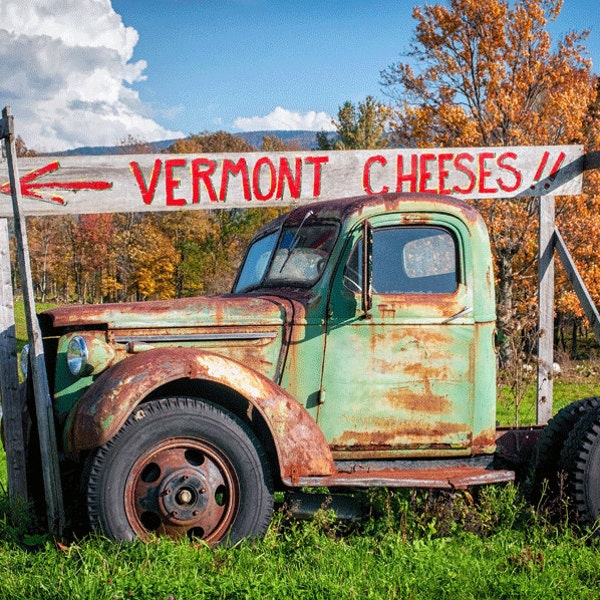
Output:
(177, 489), (193, 504)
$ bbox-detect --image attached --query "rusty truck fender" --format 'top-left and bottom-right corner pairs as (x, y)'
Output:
(64, 347), (335, 483)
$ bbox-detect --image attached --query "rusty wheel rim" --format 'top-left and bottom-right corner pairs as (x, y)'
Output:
(124, 438), (240, 543)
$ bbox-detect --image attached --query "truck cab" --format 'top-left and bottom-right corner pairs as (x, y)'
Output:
(26, 192), (514, 544)
(234, 193), (498, 458)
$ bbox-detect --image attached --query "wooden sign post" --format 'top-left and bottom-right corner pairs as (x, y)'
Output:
(0, 106), (64, 535)
(0, 110), (28, 507)
(0, 216), (26, 504)
(537, 194), (555, 426)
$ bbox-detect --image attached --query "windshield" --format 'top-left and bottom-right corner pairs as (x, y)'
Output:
(234, 222), (338, 293)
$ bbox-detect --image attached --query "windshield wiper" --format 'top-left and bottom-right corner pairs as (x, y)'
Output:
(278, 209), (314, 273)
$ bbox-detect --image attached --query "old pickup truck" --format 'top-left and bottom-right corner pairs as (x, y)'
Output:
(18, 192), (600, 543)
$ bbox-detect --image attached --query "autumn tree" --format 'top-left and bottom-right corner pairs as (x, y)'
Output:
(261, 135), (302, 151)
(68, 214), (117, 303)
(168, 131), (256, 154)
(15, 136), (37, 157)
(128, 214), (179, 300)
(317, 96), (389, 150)
(380, 0), (596, 362)
(555, 79), (600, 356)
(117, 134), (160, 154)
(157, 211), (211, 297)
(27, 216), (73, 302)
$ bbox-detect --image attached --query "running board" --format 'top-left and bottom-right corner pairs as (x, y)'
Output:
(285, 465), (515, 490)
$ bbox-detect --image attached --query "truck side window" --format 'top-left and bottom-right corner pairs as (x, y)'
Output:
(343, 237), (363, 294)
(344, 226), (458, 295)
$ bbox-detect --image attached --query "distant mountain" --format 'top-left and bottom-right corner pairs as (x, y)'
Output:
(43, 130), (337, 156)
(44, 138), (179, 156)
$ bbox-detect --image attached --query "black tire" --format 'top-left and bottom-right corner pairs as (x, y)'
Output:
(528, 397), (600, 500)
(558, 406), (600, 526)
(86, 397), (273, 544)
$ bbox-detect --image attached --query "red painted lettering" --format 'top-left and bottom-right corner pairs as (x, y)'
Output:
(306, 156), (329, 197)
(191, 158), (218, 203)
(549, 152), (566, 179)
(452, 153), (476, 194)
(277, 157), (302, 199)
(478, 152), (497, 194)
(130, 159), (162, 205)
(164, 159), (187, 206)
(220, 158), (251, 201)
(363, 155), (388, 194)
(496, 151), (521, 193)
(418, 153), (437, 193)
(253, 157), (277, 201)
(438, 153), (453, 194)
(395, 154), (418, 192)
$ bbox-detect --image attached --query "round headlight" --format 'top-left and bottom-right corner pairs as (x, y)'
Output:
(19, 343), (30, 379)
(67, 335), (89, 377)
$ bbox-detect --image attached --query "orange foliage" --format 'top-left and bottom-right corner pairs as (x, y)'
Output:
(381, 0), (598, 358)
(556, 80), (600, 322)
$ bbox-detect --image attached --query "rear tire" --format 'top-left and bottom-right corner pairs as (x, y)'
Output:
(558, 406), (600, 526)
(87, 397), (273, 544)
(529, 397), (600, 500)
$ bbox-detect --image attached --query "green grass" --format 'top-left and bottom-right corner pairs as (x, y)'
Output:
(0, 470), (599, 599)
(497, 380), (600, 426)
(497, 362), (600, 426)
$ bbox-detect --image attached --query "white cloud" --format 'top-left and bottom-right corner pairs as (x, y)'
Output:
(0, 0), (183, 151)
(233, 107), (336, 132)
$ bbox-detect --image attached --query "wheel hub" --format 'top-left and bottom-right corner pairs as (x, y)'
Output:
(124, 439), (239, 542)
(159, 469), (207, 522)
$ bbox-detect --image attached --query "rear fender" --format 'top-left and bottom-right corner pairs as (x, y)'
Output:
(64, 347), (334, 482)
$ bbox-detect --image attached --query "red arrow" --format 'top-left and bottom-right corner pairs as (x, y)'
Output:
(0, 161), (112, 205)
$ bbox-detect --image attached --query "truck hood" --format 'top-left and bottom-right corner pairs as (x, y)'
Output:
(39, 294), (292, 332)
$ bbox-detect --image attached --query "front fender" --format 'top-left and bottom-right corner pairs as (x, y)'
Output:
(64, 347), (335, 482)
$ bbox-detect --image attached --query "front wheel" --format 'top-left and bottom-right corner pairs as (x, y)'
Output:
(86, 397), (273, 544)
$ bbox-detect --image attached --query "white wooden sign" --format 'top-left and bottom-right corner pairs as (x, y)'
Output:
(0, 145), (584, 216)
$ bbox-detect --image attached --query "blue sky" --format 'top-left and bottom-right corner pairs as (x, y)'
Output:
(113, 0), (600, 137)
(111, 0), (419, 135)
(1, 0), (598, 151)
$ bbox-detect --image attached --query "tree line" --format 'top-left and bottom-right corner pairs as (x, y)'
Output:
(12, 0), (600, 360)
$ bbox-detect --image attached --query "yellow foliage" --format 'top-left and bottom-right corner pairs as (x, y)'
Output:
(129, 216), (180, 300)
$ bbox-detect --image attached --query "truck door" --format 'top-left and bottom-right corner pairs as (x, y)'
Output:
(318, 213), (476, 457)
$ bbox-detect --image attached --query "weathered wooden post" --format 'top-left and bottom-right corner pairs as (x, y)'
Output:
(0, 218), (28, 504)
(1, 106), (64, 535)
(0, 113), (28, 505)
(537, 194), (555, 425)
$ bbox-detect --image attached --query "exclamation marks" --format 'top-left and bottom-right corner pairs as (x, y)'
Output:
(530, 151), (566, 190)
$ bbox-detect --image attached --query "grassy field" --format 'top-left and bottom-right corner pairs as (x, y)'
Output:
(2, 305), (600, 598)
(1, 448), (600, 600)
(496, 360), (600, 426)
